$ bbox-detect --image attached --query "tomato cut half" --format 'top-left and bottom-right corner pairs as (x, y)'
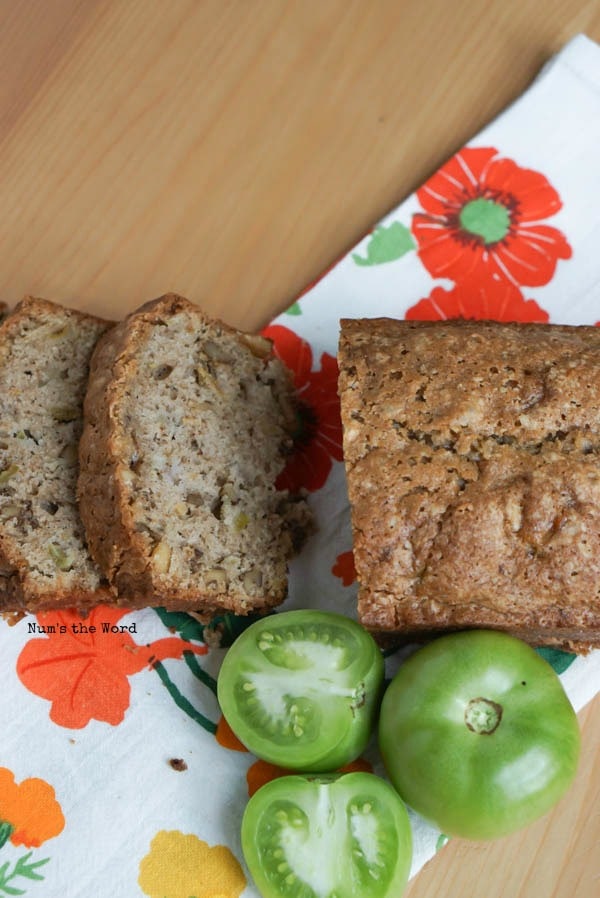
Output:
(378, 630), (581, 840)
(241, 772), (412, 898)
(217, 610), (384, 771)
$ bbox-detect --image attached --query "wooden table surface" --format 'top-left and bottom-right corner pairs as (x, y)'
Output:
(1, 1), (599, 895)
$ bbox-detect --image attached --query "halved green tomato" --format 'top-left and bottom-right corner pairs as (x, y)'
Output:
(217, 610), (384, 771)
(241, 772), (413, 898)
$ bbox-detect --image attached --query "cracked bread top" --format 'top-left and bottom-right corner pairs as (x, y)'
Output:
(0, 296), (112, 610)
(79, 293), (311, 616)
(338, 318), (600, 652)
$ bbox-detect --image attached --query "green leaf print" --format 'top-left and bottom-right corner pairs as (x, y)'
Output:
(154, 608), (206, 644)
(153, 607), (263, 649)
(352, 222), (415, 266)
(152, 609), (268, 731)
(285, 301), (302, 316)
(153, 660), (217, 734)
(535, 646), (576, 675)
(207, 612), (266, 648)
(435, 833), (450, 852)
(0, 824), (13, 851)
(12, 853), (48, 881)
(0, 852), (49, 895)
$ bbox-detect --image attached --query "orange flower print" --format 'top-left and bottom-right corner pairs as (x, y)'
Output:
(17, 607), (207, 728)
(246, 759), (289, 797)
(406, 278), (549, 323)
(412, 146), (571, 288)
(262, 324), (344, 492)
(215, 715), (247, 752)
(331, 550), (357, 587)
(215, 714), (373, 797)
(0, 767), (64, 848)
(246, 756), (373, 797)
(138, 830), (246, 898)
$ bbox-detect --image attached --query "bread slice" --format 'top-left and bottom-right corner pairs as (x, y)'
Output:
(78, 293), (311, 616)
(0, 296), (112, 611)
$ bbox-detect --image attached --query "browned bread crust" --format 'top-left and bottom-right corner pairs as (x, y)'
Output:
(78, 293), (310, 616)
(0, 296), (112, 611)
(338, 317), (600, 653)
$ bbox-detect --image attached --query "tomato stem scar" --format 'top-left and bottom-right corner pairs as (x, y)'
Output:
(464, 697), (503, 735)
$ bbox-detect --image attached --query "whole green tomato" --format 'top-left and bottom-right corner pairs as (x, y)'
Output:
(378, 630), (580, 840)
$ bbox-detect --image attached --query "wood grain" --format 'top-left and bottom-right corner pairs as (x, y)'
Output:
(1, 1), (599, 894)
(0, 0), (599, 329)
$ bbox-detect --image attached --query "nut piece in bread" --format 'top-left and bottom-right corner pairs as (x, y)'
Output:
(338, 317), (600, 653)
(0, 296), (112, 611)
(78, 293), (311, 616)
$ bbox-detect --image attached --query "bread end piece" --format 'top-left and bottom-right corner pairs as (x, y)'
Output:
(0, 296), (113, 612)
(338, 317), (600, 654)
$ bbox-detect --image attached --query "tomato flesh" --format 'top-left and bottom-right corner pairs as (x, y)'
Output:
(378, 630), (581, 840)
(241, 772), (412, 898)
(217, 610), (384, 771)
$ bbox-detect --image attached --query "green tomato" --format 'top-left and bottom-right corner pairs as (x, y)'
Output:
(241, 772), (413, 898)
(378, 630), (581, 840)
(217, 609), (384, 771)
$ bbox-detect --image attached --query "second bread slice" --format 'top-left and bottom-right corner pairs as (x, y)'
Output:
(78, 293), (311, 616)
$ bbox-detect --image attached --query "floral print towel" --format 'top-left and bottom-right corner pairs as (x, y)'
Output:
(1, 33), (600, 898)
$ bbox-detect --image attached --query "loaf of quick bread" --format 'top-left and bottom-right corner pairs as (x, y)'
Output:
(338, 317), (600, 653)
(78, 293), (311, 616)
(0, 297), (112, 611)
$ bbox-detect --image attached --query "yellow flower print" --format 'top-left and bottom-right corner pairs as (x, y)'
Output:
(138, 830), (246, 898)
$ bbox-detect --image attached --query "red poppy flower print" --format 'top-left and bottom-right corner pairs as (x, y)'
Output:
(331, 550), (357, 587)
(406, 278), (549, 323)
(17, 607), (207, 728)
(412, 146), (571, 288)
(262, 324), (343, 493)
